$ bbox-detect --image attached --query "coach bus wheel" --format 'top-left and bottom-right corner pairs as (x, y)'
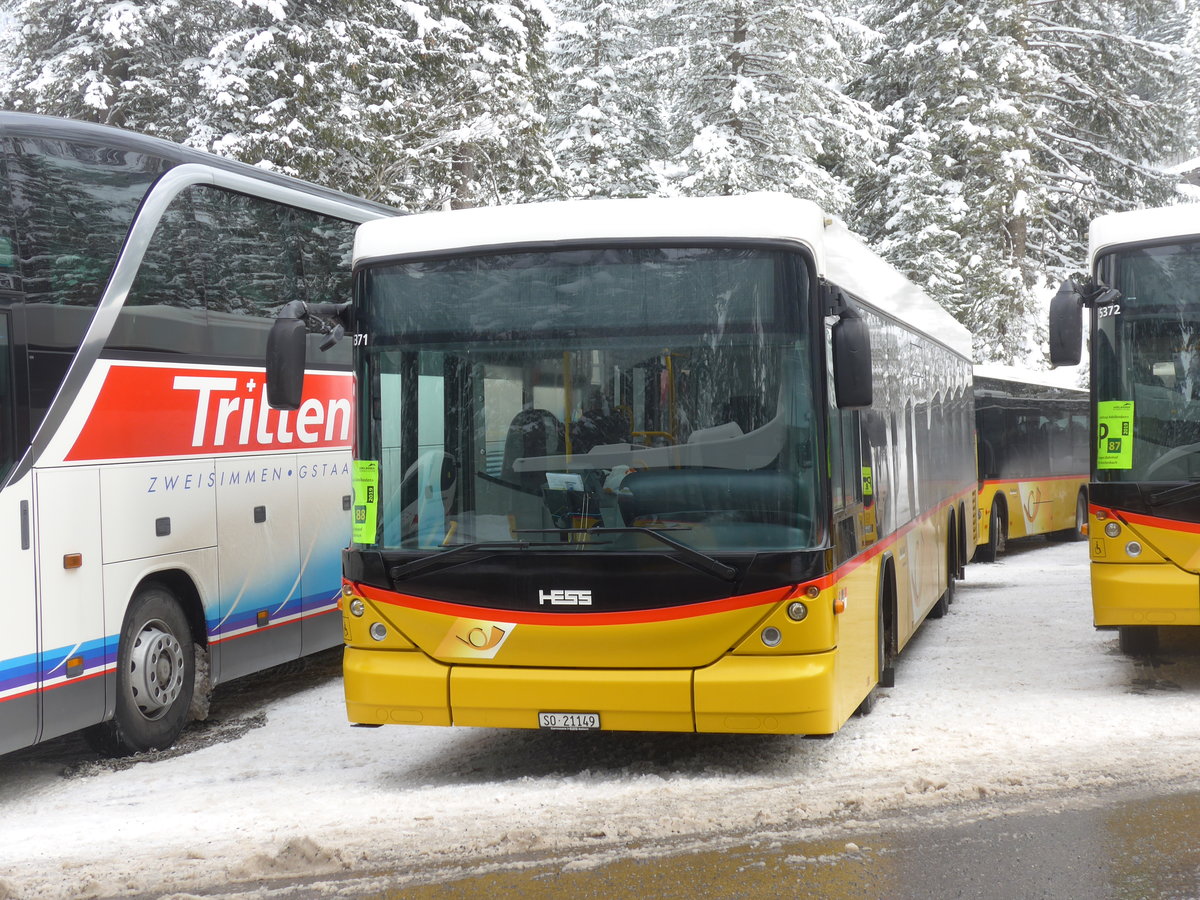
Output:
(86, 584), (196, 757)
(1118, 625), (1159, 657)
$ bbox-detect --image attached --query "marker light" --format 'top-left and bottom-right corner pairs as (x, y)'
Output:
(761, 627), (783, 647)
(787, 602), (809, 622)
(1104, 522), (1122, 538)
(349, 599), (365, 617)
(1095, 509), (1109, 521)
(1126, 541), (1143, 558)
(369, 622), (388, 641)
(342, 584), (355, 596)
(805, 585), (820, 599)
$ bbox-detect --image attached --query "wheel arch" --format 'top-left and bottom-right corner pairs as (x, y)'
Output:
(130, 568), (207, 650)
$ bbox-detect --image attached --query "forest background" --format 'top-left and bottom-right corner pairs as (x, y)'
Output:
(1, 0), (1197, 364)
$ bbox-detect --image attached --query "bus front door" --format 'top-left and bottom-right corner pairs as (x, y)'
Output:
(0, 308), (40, 753)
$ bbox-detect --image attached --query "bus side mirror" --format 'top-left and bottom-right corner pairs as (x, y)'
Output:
(266, 316), (308, 411)
(1048, 279), (1084, 368)
(832, 311), (873, 409)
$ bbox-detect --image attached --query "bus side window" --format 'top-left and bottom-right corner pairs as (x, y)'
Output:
(110, 188), (207, 355)
(199, 188), (355, 365)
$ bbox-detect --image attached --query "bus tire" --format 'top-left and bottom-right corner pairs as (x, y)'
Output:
(86, 584), (195, 757)
(1050, 490), (1088, 543)
(977, 502), (1007, 562)
(1118, 625), (1159, 657)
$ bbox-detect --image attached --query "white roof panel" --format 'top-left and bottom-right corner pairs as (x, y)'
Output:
(1089, 204), (1200, 264)
(354, 193), (972, 359)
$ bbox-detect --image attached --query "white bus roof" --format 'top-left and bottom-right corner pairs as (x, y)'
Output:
(973, 363), (1085, 393)
(1089, 204), (1200, 262)
(354, 193), (972, 359)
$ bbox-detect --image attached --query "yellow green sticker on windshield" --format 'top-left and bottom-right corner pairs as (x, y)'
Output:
(352, 460), (379, 543)
(1096, 401), (1134, 470)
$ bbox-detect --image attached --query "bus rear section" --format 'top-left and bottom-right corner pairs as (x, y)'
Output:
(325, 194), (976, 735)
(973, 368), (1089, 562)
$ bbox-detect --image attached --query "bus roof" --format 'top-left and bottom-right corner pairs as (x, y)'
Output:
(354, 193), (972, 359)
(1089, 204), (1200, 262)
(973, 363), (1086, 394)
(0, 111), (396, 219)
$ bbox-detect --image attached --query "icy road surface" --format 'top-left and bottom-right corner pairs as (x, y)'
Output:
(3, 540), (1200, 899)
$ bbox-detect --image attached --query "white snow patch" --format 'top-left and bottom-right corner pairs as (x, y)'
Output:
(2, 543), (1200, 896)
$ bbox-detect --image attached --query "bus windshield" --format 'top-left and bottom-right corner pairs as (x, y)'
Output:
(1096, 241), (1200, 482)
(356, 246), (822, 553)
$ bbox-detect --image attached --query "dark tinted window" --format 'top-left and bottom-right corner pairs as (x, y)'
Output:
(111, 185), (357, 364)
(8, 136), (168, 322)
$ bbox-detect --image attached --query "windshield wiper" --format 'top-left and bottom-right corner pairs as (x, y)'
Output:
(1146, 481), (1200, 508)
(389, 540), (548, 582)
(515, 526), (739, 582)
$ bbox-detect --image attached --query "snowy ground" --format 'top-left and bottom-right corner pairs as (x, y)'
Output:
(3, 539), (1200, 899)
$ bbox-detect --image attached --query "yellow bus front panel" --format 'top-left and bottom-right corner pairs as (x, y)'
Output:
(452, 666), (695, 731)
(1091, 507), (1200, 627)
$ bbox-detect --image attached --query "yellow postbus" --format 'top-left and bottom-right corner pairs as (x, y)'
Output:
(270, 193), (978, 735)
(973, 366), (1089, 562)
(1051, 205), (1200, 655)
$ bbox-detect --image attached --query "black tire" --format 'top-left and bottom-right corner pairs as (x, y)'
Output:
(1050, 491), (1088, 543)
(977, 502), (1007, 563)
(1118, 625), (1159, 657)
(86, 584), (195, 756)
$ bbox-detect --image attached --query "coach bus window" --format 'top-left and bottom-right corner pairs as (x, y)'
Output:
(110, 186), (356, 364)
(7, 137), (169, 430)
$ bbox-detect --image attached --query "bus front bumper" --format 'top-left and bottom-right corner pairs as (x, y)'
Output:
(343, 647), (842, 735)
(1092, 560), (1200, 627)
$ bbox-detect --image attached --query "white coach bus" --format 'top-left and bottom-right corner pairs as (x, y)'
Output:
(0, 114), (393, 756)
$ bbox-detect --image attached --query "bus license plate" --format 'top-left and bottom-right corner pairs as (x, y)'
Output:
(538, 712), (600, 731)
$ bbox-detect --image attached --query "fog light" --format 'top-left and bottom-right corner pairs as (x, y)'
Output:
(342, 583), (354, 597)
(1126, 541), (1143, 558)
(805, 585), (820, 599)
(369, 622), (387, 641)
(787, 601), (809, 622)
(1095, 509), (1108, 520)
(761, 627), (782, 647)
(1104, 522), (1121, 538)
(349, 599), (365, 617)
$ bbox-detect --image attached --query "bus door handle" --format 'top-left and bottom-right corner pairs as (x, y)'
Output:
(20, 500), (29, 550)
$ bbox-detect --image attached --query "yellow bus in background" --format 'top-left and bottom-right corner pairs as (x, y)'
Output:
(973, 366), (1089, 562)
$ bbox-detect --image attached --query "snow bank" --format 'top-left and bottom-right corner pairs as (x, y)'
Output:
(2, 541), (1199, 897)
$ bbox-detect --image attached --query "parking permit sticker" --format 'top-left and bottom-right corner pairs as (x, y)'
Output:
(352, 460), (379, 543)
(1096, 401), (1134, 470)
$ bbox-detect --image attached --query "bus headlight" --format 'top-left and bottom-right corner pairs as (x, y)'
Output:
(787, 602), (809, 622)
(369, 622), (388, 641)
(1126, 541), (1143, 558)
(761, 627), (782, 647)
(349, 599), (365, 617)
(1104, 522), (1122, 538)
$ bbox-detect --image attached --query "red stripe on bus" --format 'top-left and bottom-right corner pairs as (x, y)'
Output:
(1104, 507), (1200, 535)
(356, 483), (978, 623)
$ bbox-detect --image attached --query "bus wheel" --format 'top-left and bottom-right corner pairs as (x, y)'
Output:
(977, 503), (1006, 562)
(1048, 491), (1088, 543)
(1118, 625), (1159, 657)
(86, 584), (195, 757)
